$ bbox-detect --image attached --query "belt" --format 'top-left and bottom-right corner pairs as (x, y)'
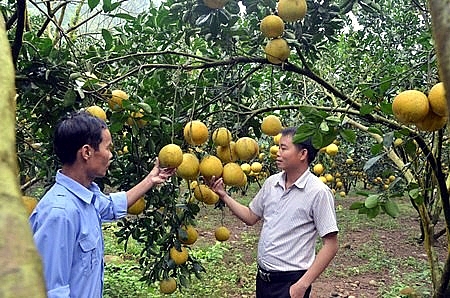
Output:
(257, 266), (306, 283)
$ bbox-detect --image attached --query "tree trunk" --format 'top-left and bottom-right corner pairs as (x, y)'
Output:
(429, 0), (450, 119)
(0, 15), (47, 298)
(429, 1), (450, 296)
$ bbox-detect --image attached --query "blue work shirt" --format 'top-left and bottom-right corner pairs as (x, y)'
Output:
(29, 171), (128, 298)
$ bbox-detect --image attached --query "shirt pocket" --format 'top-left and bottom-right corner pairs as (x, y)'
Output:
(79, 234), (100, 275)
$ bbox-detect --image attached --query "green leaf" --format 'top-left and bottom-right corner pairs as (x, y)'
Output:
(340, 129), (356, 143)
(363, 153), (385, 171)
(63, 89), (77, 107)
(404, 140), (417, 156)
(102, 29), (113, 50)
(380, 101), (393, 114)
(383, 200), (400, 218)
(319, 121), (329, 132)
(137, 102), (152, 114)
(311, 133), (323, 149)
(113, 13), (135, 20)
(88, 0), (100, 10)
(370, 143), (383, 155)
(367, 205), (380, 218)
(365, 195), (380, 209)
(409, 188), (424, 205)
(102, 0), (112, 12)
(298, 106), (328, 123)
(293, 124), (316, 143)
(360, 104), (375, 115)
(367, 126), (383, 135)
(349, 201), (365, 210)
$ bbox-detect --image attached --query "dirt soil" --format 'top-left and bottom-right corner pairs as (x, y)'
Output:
(217, 196), (448, 298)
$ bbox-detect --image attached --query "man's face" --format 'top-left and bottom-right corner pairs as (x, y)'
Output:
(276, 134), (305, 171)
(88, 129), (113, 178)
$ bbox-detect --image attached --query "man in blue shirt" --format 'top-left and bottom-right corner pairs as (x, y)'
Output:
(29, 111), (176, 297)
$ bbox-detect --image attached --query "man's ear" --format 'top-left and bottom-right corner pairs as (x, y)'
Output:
(81, 145), (91, 159)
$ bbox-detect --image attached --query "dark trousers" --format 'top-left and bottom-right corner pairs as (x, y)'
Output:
(256, 266), (311, 298)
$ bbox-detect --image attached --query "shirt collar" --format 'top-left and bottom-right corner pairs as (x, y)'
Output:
(55, 170), (98, 204)
(275, 170), (311, 189)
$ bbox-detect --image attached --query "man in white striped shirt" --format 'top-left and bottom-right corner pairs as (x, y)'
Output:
(210, 127), (338, 298)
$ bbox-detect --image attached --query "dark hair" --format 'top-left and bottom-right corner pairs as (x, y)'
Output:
(54, 111), (107, 165)
(281, 127), (318, 164)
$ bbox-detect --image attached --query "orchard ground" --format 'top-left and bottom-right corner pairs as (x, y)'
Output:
(103, 185), (447, 298)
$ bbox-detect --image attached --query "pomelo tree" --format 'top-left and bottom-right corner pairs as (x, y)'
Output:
(2, 0), (450, 296)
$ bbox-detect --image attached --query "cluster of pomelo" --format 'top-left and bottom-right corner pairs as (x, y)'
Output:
(260, 0), (307, 64)
(84, 89), (149, 128)
(311, 141), (348, 197)
(392, 82), (448, 131)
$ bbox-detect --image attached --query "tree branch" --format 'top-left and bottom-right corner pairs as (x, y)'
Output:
(11, 0), (26, 67)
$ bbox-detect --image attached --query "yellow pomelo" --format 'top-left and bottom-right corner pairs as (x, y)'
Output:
(415, 110), (448, 132)
(215, 226), (231, 242)
(184, 120), (209, 146)
(269, 145), (279, 155)
(336, 181), (343, 188)
(319, 176), (327, 183)
(204, 190), (219, 205)
(190, 180), (198, 190)
(313, 163), (325, 175)
(273, 133), (282, 145)
(199, 155), (223, 179)
(325, 173), (334, 182)
(179, 225), (198, 245)
(177, 153), (200, 180)
(241, 163), (251, 174)
(127, 197), (146, 215)
(250, 161), (263, 173)
(216, 141), (238, 163)
(108, 89), (129, 111)
(235, 137), (259, 161)
(339, 191), (346, 197)
(212, 127), (232, 146)
(203, 0), (229, 9)
(222, 162), (246, 186)
(193, 184), (219, 205)
(160, 277), (177, 294)
(169, 246), (189, 265)
(393, 138), (403, 147)
(258, 152), (265, 161)
(277, 0), (307, 22)
(260, 15), (285, 38)
(264, 38), (290, 64)
(193, 184), (209, 202)
(86, 105), (107, 121)
(392, 90), (429, 124)
(428, 82), (448, 116)
(158, 144), (183, 168)
(325, 143), (339, 156)
(345, 158), (354, 165)
(126, 110), (147, 128)
(238, 173), (248, 186)
(261, 115), (283, 136)
(22, 195), (38, 216)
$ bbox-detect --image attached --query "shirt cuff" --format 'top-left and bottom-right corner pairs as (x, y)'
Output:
(110, 191), (128, 219)
(48, 285), (70, 298)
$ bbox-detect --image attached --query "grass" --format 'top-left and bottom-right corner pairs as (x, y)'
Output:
(103, 187), (437, 297)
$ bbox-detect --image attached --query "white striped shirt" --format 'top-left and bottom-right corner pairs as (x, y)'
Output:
(249, 170), (338, 272)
